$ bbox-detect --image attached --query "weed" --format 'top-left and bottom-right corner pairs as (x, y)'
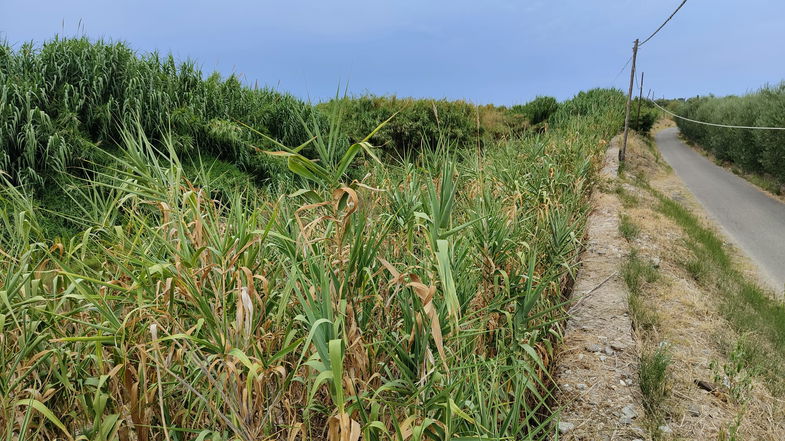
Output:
(619, 213), (640, 240)
(712, 338), (758, 405)
(0, 97), (627, 439)
(640, 343), (671, 415)
(0, 37), (632, 440)
(622, 249), (658, 296)
(623, 249), (660, 334)
(615, 184), (640, 208)
(629, 293), (660, 333)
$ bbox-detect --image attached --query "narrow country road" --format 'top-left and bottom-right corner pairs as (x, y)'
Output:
(656, 127), (785, 293)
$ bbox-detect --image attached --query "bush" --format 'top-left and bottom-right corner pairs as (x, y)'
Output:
(631, 99), (658, 135)
(549, 88), (627, 130)
(318, 95), (478, 153)
(676, 82), (785, 183)
(510, 96), (559, 126)
(0, 37), (323, 188)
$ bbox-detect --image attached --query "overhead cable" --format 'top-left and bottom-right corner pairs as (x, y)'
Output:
(648, 97), (785, 130)
(639, 0), (688, 47)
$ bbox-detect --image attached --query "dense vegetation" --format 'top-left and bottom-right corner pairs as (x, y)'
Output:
(675, 83), (785, 184)
(0, 37), (557, 192)
(510, 96), (558, 127)
(0, 37), (626, 440)
(0, 37), (325, 187)
(630, 98), (658, 135)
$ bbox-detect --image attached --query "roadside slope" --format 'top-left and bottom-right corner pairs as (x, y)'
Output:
(656, 127), (785, 294)
(618, 129), (785, 440)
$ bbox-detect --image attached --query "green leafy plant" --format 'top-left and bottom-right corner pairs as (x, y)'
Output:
(0, 79), (626, 440)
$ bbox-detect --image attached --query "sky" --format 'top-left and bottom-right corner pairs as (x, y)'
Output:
(1, 0), (783, 105)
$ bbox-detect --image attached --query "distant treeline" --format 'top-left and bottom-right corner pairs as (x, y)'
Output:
(1, 37), (625, 189)
(674, 83), (785, 184)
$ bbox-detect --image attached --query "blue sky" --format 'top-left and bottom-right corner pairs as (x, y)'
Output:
(1, 0), (783, 105)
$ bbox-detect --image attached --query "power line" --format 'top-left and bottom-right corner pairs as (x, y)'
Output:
(614, 0), (686, 88)
(648, 97), (785, 130)
(639, 0), (688, 47)
(612, 55), (633, 85)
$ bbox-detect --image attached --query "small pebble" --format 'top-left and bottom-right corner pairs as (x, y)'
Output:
(586, 343), (603, 353)
(558, 422), (575, 434)
(621, 404), (638, 419)
(610, 341), (627, 351)
(659, 425), (672, 434)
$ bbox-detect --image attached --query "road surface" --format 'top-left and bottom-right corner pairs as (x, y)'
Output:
(655, 127), (785, 293)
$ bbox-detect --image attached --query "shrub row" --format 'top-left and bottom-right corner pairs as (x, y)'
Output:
(1, 37), (626, 190)
(318, 95), (545, 155)
(675, 83), (785, 182)
(510, 96), (559, 126)
(0, 37), (321, 187)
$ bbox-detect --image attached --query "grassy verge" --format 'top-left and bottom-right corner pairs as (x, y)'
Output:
(621, 248), (670, 437)
(619, 214), (640, 241)
(651, 188), (785, 395)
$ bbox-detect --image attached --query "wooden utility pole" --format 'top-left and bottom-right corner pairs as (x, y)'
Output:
(620, 39), (639, 162)
(635, 72), (644, 131)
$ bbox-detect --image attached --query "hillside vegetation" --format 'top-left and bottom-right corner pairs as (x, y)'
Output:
(674, 83), (785, 184)
(0, 37), (563, 193)
(0, 37), (625, 440)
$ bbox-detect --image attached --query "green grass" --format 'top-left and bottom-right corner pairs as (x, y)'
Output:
(622, 249), (660, 333)
(622, 249), (658, 296)
(621, 246), (668, 437)
(640, 345), (671, 415)
(619, 213), (640, 241)
(653, 189), (785, 395)
(615, 184), (640, 208)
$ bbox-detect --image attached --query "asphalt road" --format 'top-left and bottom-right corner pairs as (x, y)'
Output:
(655, 127), (785, 293)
